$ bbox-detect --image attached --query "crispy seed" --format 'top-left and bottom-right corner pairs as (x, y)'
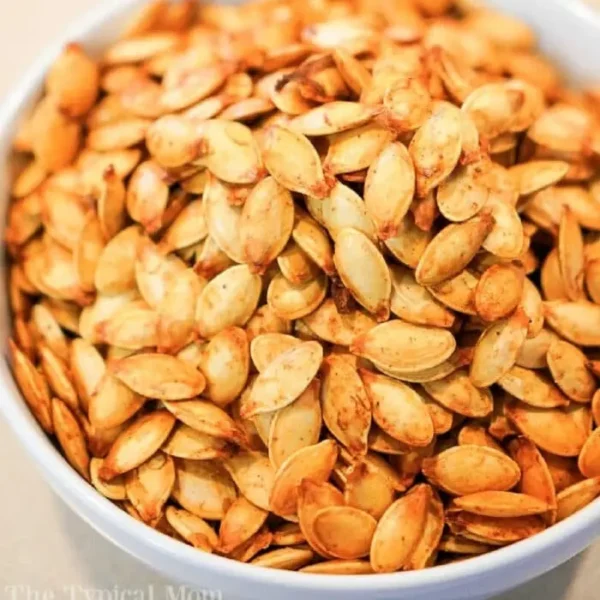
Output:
(422, 446), (521, 495)
(98, 302), (159, 349)
(8, 339), (53, 434)
(126, 161), (169, 233)
(312, 506), (377, 560)
(438, 534), (491, 555)
(447, 511), (545, 544)
(172, 458), (237, 520)
(475, 264), (524, 322)
(125, 451), (175, 523)
(267, 272), (327, 321)
(268, 380), (322, 468)
(230, 526), (273, 562)
(95, 225), (141, 294)
(245, 304), (292, 341)
(162, 424), (232, 460)
(334, 228), (391, 320)
(505, 402), (591, 457)
(31, 303), (70, 362)
(30, 97), (81, 173)
(306, 181), (377, 242)
(428, 270), (478, 316)
(556, 477), (600, 522)
(164, 399), (242, 451)
(482, 197), (523, 259)
(196, 264), (261, 339)
(453, 491), (550, 518)
(99, 410), (176, 480)
(40, 187), (87, 251)
(250, 547), (314, 570)
(518, 278), (544, 338)
(361, 370), (434, 447)
(325, 123), (393, 175)
(344, 459), (396, 520)
(321, 355), (371, 455)
(166, 506), (218, 551)
(547, 339), (595, 403)
(578, 429), (600, 478)
(200, 327), (249, 407)
(416, 213), (494, 286)
(458, 424), (503, 452)
(364, 142), (415, 239)
(199, 120), (263, 185)
(558, 207), (585, 301)
(351, 320), (456, 375)
(302, 299), (376, 346)
(516, 328), (558, 370)
(90, 458), (126, 500)
(111, 353), (205, 400)
(290, 102), (379, 136)
(292, 210), (335, 276)
(250, 333), (301, 373)
(240, 341), (323, 417)
(469, 309), (529, 387)
(270, 440), (338, 517)
(384, 213), (432, 269)
(423, 370), (493, 418)
(276, 243), (321, 285)
(437, 159), (490, 223)
(509, 160), (569, 196)
(89, 373), (145, 430)
(262, 125), (331, 198)
(390, 265), (455, 328)
(370, 484), (431, 573)
(157, 269), (204, 354)
(146, 114), (201, 168)
(39, 345), (78, 411)
(240, 177), (294, 273)
(544, 301), (600, 347)
(222, 451), (276, 511)
(409, 102), (462, 198)
(51, 397), (90, 480)
(219, 496), (269, 553)
(507, 437), (556, 523)
(498, 366), (569, 408)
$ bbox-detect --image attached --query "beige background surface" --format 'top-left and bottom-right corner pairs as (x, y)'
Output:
(0, 1), (600, 599)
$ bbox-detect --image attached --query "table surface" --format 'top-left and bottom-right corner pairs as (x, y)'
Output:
(1, 1), (600, 599)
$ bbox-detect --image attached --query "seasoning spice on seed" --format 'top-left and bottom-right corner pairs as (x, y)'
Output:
(6, 0), (600, 574)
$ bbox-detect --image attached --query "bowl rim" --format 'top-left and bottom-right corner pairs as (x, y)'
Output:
(1, 0), (600, 592)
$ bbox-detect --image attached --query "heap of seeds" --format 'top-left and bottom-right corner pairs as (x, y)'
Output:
(6, 0), (600, 574)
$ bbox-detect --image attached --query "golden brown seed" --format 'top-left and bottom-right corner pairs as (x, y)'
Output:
(544, 301), (600, 347)
(163, 400), (244, 445)
(558, 207), (585, 301)
(415, 213), (494, 286)
(423, 370), (493, 418)
(172, 459), (237, 520)
(556, 477), (600, 522)
(219, 496), (269, 554)
(51, 397), (90, 480)
(99, 410), (176, 480)
(422, 446), (521, 496)
(196, 264), (262, 339)
(334, 228), (391, 321)
(267, 272), (328, 321)
(262, 125), (331, 198)
(547, 339), (595, 403)
(110, 353), (206, 400)
(409, 101), (462, 198)
(364, 142), (415, 240)
(505, 403), (591, 457)
(240, 341), (323, 417)
(268, 380), (322, 469)
(351, 319), (456, 375)
(361, 370), (434, 447)
(370, 485), (431, 573)
(321, 355), (371, 455)
(270, 440), (339, 517)
(475, 264), (524, 322)
(239, 177), (294, 274)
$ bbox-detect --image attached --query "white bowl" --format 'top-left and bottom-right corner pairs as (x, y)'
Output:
(1, 1), (600, 599)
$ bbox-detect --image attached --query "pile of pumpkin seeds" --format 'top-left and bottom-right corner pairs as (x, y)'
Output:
(6, 0), (600, 574)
